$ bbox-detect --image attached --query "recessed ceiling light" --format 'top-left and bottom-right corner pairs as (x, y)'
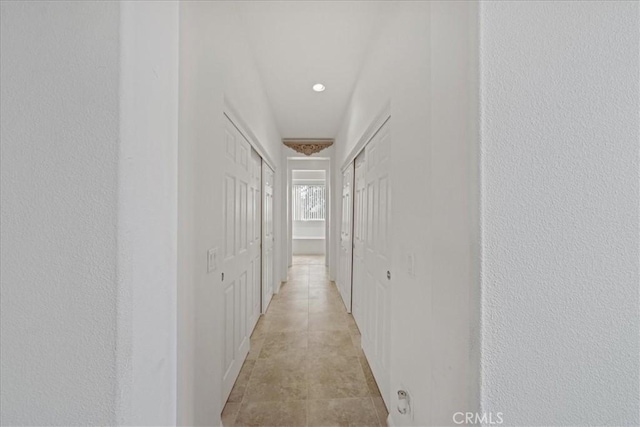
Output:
(312, 83), (326, 92)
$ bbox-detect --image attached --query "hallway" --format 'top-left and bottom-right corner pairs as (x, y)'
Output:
(221, 256), (389, 426)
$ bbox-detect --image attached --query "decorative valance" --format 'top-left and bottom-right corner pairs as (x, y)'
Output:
(283, 139), (334, 156)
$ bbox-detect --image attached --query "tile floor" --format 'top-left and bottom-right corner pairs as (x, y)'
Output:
(222, 255), (389, 427)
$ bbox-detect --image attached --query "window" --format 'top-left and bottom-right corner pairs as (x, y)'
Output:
(292, 184), (326, 220)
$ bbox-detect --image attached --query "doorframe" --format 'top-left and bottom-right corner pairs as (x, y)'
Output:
(286, 157), (331, 269)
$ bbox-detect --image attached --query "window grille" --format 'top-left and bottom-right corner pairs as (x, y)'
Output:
(292, 184), (326, 220)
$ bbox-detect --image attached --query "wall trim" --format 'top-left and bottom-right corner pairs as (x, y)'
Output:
(223, 97), (277, 171)
(341, 101), (391, 173)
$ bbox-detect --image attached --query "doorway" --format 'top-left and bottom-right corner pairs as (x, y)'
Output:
(291, 169), (327, 265)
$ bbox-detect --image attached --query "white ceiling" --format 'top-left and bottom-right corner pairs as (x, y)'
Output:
(237, 1), (393, 139)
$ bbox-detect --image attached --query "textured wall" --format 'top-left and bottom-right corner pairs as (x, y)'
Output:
(0, 2), (120, 424)
(481, 1), (639, 425)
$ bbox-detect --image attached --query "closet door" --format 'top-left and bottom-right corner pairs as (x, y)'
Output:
(338, 164), (355, 311)
(262, 162), (275, 313)
(352, 151), (367, 329)
(362, 121), (391, 408)
(222, 115), (251, 401)
(248, 148), (262, 332)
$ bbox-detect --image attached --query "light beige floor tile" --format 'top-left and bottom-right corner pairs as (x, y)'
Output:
(244, 355), (308, 402)
(348, 322), (361, 337)
(307, 355), (369, 399)
(251, 317), (270, 340)
(309, 265), (328, 273)
(235, 400), (307, 427)
(268, 313), (308, 332)
(359, 355), (382, 397)
(227, 359), (256, 403)
(267, 299), (309, 314)
(284, 282), (308, 290)
(247, 338), (265, 360)
(221, 402), (241, 427)
(223, 256), (385, 424)
(309, 330), (358, 358)
(309, 298), (346, 314)
(275, 288), (309, 301)
(288, 270), (309, 279)
(285, 272), (309, 283)
(309, 287), (339, 300)
(346, 314), (358, 327)
(260, 331), (308, 359)
(372, 396), (389, 426)
(351, 333), (362, 349)
(275, 293), (309, 303)
(309, 312), (349, 331)
(308, 398), (379, 427)
(277, 282), (308, 292)
(308, 279), (333, 288)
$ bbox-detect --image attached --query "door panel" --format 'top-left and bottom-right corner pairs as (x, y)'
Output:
(352, 151), (366, 329)
(248, 148), (262, 332)
(338, 164), (354, 311)
(262, 163), (275, 313)
(351, 120), (391, 408)
(363, 122), (391, 407)
(222, 116), (253, 401)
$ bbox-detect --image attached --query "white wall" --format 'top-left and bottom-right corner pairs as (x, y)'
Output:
(1, 2), (180, 425)
(480, 2), (639, 425)
(293, 221), (325, 239)
(178, 2), (283, 425)
(333, 2), (480, 425)
(118, 2), (179, 425)
(0, 2), (121, 424)
(293, 170), (325, 181)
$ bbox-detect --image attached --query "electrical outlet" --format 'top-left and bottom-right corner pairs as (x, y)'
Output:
(207, 248), (218, 273)
(397, 384), (414, 422)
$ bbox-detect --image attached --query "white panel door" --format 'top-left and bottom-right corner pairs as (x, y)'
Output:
(362, 121), (391, 408)
(262, 162), (275, 313)
(352, 151), (367, 330)
(351, 120), (392, 408)
(249, 148), (262, 332)
(338, 164), (355, 311)
(222, 116), (252, 402)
